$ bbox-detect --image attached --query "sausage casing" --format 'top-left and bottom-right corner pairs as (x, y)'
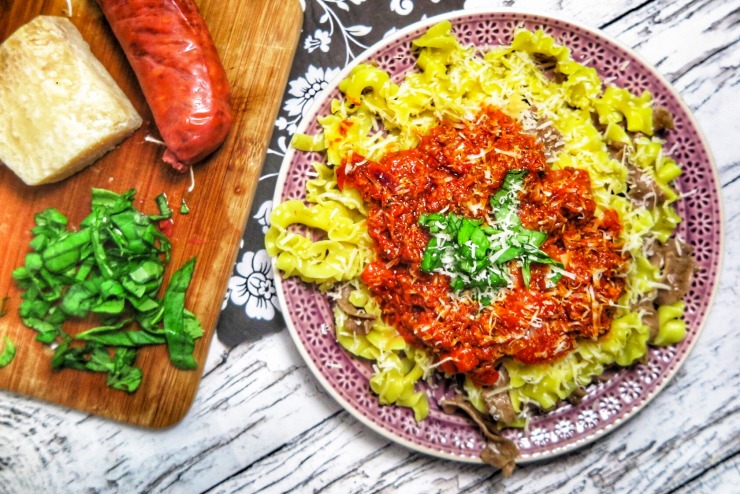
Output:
(96, 0), (233, 171)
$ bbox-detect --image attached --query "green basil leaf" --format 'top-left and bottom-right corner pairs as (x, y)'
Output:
(163, 258), (198, 370)
(0, 337), (16, 368)
(105, 348), (142, 393)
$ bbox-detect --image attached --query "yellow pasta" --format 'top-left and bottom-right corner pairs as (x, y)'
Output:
(506, 311), (650, 411)
(265, 199), (373, 291)
(654, 301), (687, 346)
(305, 161), (368, 214)
(594, 86), (655, 135)
(333, 282), (430, 420)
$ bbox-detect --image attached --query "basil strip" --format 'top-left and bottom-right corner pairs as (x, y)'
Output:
(106, 348), (143, 392)
(163, 258), (198, 370)
(80, 330), (165, 348)
(150, 193), (173, 221)
(0, 337), (16, 368)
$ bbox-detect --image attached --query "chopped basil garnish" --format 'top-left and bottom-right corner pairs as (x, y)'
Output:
(151, 193), (174, 221)
(12, 188), (202, 392)
(163, 257), (198, 370)
(419, 170), (564, 304)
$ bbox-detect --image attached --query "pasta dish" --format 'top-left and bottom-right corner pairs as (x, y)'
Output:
(266, 21), (695, 474)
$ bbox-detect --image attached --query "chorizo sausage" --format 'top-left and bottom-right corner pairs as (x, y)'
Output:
(96, 0), (233, 171)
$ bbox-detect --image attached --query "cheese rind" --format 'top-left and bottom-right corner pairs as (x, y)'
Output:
(0, 16), (142, 186)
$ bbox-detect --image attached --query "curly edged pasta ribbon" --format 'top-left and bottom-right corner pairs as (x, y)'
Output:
(265, 199), (373, 291)
(291, 132), (326, 152)
(595, 86), (654, 137)
(412, 20), (463, 81)
(653, 301), (687, 346)
(509, 28), (602, 110)
(340, 63), (391, 108)
(305, 161), (368, 215)
(369, 353), (429, 422)
(505, 311), (650, 412)
(333, 284), (430, 421)
(634, 137), (683, 197)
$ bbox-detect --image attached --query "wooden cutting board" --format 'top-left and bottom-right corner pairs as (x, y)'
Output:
(0, 0), (302, 428)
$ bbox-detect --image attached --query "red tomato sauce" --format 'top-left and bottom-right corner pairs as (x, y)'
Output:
(337, 107), (627, 387)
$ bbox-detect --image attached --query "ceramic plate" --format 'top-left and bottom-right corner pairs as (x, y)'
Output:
(272, 10), (722, 463)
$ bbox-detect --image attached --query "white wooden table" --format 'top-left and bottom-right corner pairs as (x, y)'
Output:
(1, 0), (737, 492)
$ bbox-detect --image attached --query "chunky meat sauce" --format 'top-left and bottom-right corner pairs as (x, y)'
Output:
(337, 107), (627, 387)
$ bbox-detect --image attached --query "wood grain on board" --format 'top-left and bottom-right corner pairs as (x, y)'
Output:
(0, 0), (303, 428)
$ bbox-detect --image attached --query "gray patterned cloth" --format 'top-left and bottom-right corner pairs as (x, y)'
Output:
(216, 0), (468, 346)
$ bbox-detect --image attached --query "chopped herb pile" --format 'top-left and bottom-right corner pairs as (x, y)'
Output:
(12, 188), (202, 392)
(419, 170), (564, 305)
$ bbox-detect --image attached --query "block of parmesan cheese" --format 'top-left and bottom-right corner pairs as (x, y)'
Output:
(0, 16), (142, 186)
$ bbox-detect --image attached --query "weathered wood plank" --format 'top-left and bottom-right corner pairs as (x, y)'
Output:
(0, 332), (339, 494)
(674, 453), (740, 494)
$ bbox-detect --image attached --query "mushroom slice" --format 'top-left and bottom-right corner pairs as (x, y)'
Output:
(654, 106), (675, 132)
(650, 237), (697, 306)
(483, 370), (517, 426)
(626, 163), (669, 209)
(440, 394), (519, 476)
(635, 297), (660, 341)
(336, 285), (376, 334)
(484, 390), (517, 427)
